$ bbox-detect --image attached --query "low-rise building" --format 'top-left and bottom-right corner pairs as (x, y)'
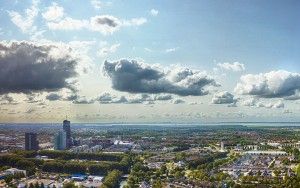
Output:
(0, 168), (26, 179)
(244, 150), (287, 156)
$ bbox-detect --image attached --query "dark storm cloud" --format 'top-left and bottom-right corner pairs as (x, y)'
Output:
(96, 92), (128, 104)
(172, 98), (185, 104)
(46, 93), (62, 101)
(24, 93), (43, 103)
(0, 41), (78, 94)
(90, 15), (121, 35)
(0, 94), (19, 105)
(95, 16), (119, 27)
(127, 94), (152, 104)
(97, 93), (139, 104)
(72, 96), (95, 104)
(65, 94), (79, 101)
(96, 92), (173, 104)
(102, 59), (218, 96)
(154, 94), (173, 101)
(1, 95), (14, 103)
(45, 92), (95, 104)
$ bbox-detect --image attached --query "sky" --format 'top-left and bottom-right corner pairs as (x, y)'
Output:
(0, 0), (300, 123)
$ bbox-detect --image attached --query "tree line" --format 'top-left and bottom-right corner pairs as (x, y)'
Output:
(13, 150), (125, 162)
(101, 170), (122, 188)
(0, 154), (132, 175)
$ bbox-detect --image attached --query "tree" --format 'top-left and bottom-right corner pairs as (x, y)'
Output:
(101, 170), (122, 188)
(63, 182), (78, 188)
(14, 172), (25, 179)
(42, 161), (64, 173)
(29, 183), (34, 188)
(4, 174), (13, 185)
(160, 165), (167, 175)
(16, 160), (35, 170)
(89, 163), (110, 175)
(40, 182), (45, 188)
(273, 169), (280, 177)
(64, 163), (86, 174)
(152, 179), (163, 188)
(34, 181), (39, 188)
(295, 164), (300, 178)
(174, 171), (182, 179)
(293, 148), (300, 160)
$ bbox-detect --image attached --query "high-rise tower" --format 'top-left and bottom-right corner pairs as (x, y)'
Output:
(63, 119), (71, 148)
(25, 132), (39, 151)
(54, 131), (67, 150)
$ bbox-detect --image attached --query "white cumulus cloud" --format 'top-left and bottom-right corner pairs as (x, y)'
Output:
(42, 2), (64, 21)
(235, 70), (300, 98)
(217, 62), (245, 72)
(47, 17), (89, 30)
(165, 47), (178, 53)
(241, 98), (284, 109)
(98, 43), (120, 57)
(91, 0), (102, 9)
(150, 9), (159, 16)
(211, 91), (236, 104)
(122, 17), (147, 26)
(172, 99), (185, 104)
(8, 0), (39, 33)
(44, 14), (147, 35)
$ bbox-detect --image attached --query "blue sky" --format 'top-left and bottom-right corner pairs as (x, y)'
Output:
(0, 0), (299, 123)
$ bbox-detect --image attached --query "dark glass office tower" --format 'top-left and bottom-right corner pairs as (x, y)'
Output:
(63, 119), (71, 148)
(25, 132), (39, 151)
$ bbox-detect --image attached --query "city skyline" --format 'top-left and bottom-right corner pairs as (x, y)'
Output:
(0, 0), (300, 123)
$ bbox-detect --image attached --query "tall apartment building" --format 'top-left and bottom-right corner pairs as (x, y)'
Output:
(25, 132), (39, 151)
(63, 119), (71, 148)
(54, 131), (67, 150)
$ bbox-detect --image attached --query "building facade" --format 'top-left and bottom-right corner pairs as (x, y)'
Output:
(63, 119), (71, 148)
(25, 132), (39, 151)
(54, 131), (67, 150)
